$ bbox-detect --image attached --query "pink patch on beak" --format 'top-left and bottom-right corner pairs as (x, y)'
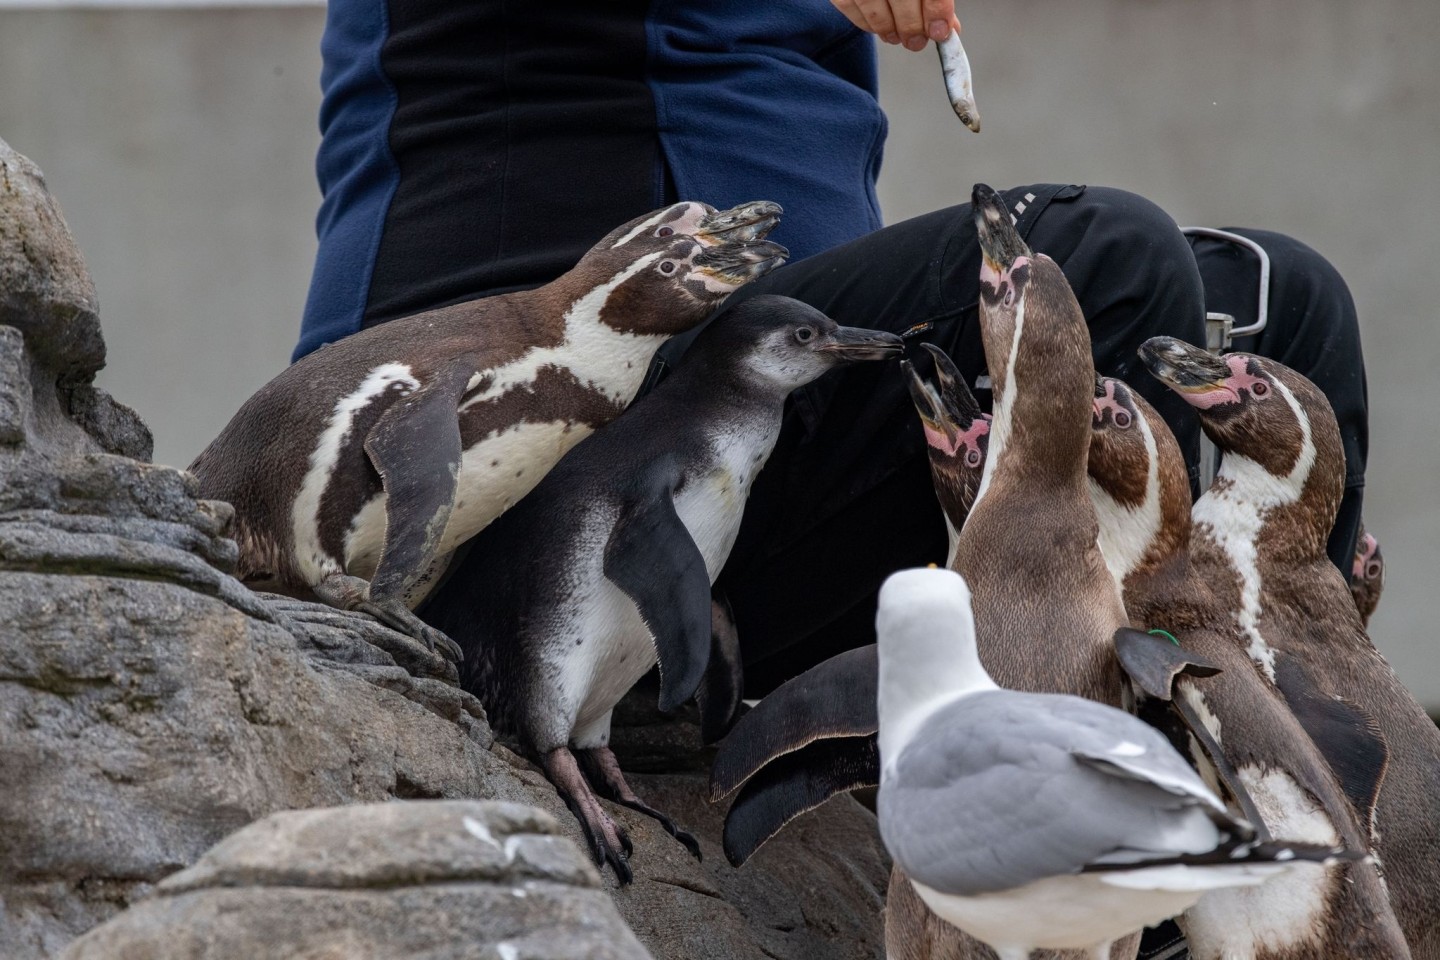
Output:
(1177, 356), (1271, 410)
(979, 259), (1003, 290)
(1179, 386), (1240, 410)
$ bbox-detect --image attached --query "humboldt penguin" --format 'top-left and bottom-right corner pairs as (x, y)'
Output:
(876, 567), (1350, 960)
(1351, 524), (1385, 628)
(886, 184), (1134, 960)
(709, 343), (988, 865)
(1141, 337), (1440, 958)
(420, 296), (901, 883)
(1087, 374), (1411, 959)
(189, 201), (785, 656)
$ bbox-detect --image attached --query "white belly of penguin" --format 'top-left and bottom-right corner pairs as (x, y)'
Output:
(344, 419), (589, 585)
(1178, 765), (1338, 958)
(565, 432), (774, 740)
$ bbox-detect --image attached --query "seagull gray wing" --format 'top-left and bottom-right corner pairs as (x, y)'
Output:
(878, 690), (1225, 897)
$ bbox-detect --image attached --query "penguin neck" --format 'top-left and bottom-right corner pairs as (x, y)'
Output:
(544, 254), (674, 403)
(1090, 410), (1193, 589)
(1193, 376), (1333, 564)
(877, 629), (997, 778)
(972, 293), (1091, 512)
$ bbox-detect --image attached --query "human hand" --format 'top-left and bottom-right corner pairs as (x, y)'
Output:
(829, 0), (962, 51)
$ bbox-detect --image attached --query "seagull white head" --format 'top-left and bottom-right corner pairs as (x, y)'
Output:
(876, 567), (998, 776)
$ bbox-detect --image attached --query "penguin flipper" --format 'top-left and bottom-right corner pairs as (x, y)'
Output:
(695, 591), (745, 744)
(710, 644), (879, 801)
(363, 360), (474, 603)
(1274, 654), (1389, 830)
(722, 734), (880, 867)
(603, 490), (712, 713)
(1113, 627), (1223, 702)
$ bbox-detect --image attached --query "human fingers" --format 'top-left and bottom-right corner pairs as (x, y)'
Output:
(924, 0), (962, 42)
(832, 0), (899, 44)
(888, 0), (927, 50)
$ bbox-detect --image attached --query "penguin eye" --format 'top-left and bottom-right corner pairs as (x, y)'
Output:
(1003, 288), (1015, 307)
(965, 449), (982, 467)
(1366, 561), (1382, 579)
(794, 327), (814, 343)
(656, 226), (675, 238)
(1114, 411), (1132, 428)
(1251, 380), (1269, 397)
(658, 260), (677, 275)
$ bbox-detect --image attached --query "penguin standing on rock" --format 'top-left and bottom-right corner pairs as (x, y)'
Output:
(190, 201), (785, 657)
(421, 296), (902, 883)
(1140, 337), (1440, 958)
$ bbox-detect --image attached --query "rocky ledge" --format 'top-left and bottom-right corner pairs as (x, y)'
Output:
(0, 136), (888, 959)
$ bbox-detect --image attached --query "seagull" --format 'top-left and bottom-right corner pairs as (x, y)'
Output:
(875, 567), (1352, 960)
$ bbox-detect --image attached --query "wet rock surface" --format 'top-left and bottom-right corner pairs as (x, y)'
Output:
(0, 135), (889, 959)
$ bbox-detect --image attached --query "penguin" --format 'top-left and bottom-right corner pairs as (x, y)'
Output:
(189, 201), (786, 656)
(886, 184), (1135, 960)
(1087, 374), (1412, 960)
(1351, 524), (1385, 628)
(709, 343), (988, 866)
(419, 295), (902, 883)
(1139, 336), (1440, 958)
(875, 567), (1352, 960)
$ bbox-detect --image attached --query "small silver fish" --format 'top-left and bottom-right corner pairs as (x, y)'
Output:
(937, 28), (980, 132)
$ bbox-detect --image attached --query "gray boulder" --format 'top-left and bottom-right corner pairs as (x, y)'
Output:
(0, 134), (889, 960)
(59, 801), (652, 960)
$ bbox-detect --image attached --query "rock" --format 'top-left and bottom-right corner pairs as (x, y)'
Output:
(0, 138), (104, 385)
(59, 801), (653, 960)
(0, 136), (890, 960)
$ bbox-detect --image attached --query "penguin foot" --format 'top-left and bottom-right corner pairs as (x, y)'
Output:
(313, 573), (464, 663)
(543, 748), (635, 885)
(581, 747), (703, 862)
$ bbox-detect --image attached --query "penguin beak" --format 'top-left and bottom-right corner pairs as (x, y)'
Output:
(905, 343), (982, 430)
(693, 240), (789, 285)
(697, 201), (784, 244)
(920, 343), (983, 421)
(972, 183), (1032, 276)
(1138, 336), (1231, 392)
(818, 326), (905, 361)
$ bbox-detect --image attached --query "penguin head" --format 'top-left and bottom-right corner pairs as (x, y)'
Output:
(595, 200), (783, 250)
(1139, 337), (1344, 515)
(1351, 529), (1384, 624)
(701, 296), (903, 392)
(1087, 374), (1192, 574)
(580, 202), (790, 337)
(903, 343), (989, 526)
(973, 184), (1092, 422)
(1087, 375), (1149, 500)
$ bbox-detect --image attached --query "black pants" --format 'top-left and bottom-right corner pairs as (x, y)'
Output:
(678, 185), (1368, 695)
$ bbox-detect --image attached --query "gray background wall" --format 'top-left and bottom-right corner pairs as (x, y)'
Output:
(1, 1), (1436, 705)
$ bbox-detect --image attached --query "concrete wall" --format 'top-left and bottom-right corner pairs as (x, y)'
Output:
(1, 1), (1436, 705)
